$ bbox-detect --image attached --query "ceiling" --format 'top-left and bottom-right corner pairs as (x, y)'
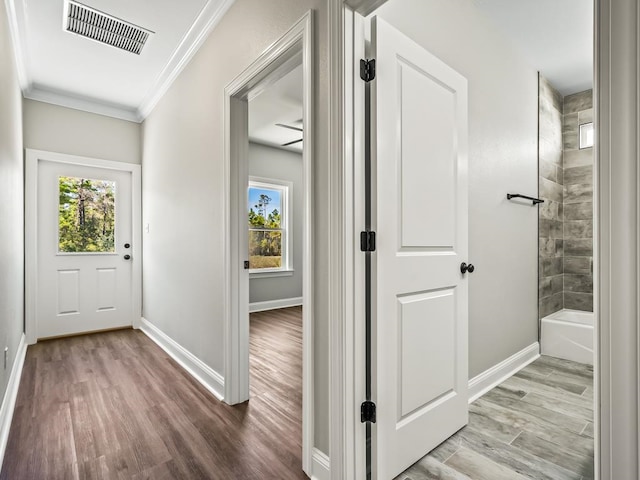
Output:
(6, 0), (235, 121)
(249, 65), (303, 153)
(475, 0), (593, 96)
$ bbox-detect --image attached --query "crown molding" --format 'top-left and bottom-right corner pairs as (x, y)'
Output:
(136, 0), (236, 120)
(5, 0), (236, 123)
(24, 86), (141, 122)
(3, 0), (29, 90)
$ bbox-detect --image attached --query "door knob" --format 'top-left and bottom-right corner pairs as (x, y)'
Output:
(460, 262), (475, 274)
(124, 254), (131, 260)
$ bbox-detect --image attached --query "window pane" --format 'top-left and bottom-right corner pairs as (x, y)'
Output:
(248, 186), (282, 229)
(249, 230), (282, 269)
(579, 122), (594, 149)
(58, 176), (116, 253)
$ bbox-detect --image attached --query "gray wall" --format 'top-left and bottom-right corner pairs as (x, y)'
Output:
(0, 2), (25, 406)
(538, 75), (565, 318)
(249, 143), (303, 304)
(562, 90), (593, 311)
(141, 0), (330, 452)
(376, 0), (539, 378)
(23, 98), (141, 164)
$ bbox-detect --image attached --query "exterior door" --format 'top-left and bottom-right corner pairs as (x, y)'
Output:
(36, 159), (134, 339)
(371, 17), (469, 479)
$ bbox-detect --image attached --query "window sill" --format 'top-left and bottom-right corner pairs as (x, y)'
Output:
(249, 269), (295, 279)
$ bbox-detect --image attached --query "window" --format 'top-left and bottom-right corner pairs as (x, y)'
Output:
(579, 122), (594, 149)
(248, 178), (291, 273)
(58, 176), (116, 253)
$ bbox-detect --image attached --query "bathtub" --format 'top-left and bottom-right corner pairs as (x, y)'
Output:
(540, 309), (594, 366)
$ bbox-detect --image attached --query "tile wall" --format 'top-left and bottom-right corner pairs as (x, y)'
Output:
(538, 77), (594, 318)
(538, 76), (565, 318)
(562, 90), (593, 311)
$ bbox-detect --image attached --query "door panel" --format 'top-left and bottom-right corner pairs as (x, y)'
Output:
(371, 17), (469, 479)
(37, 160), (134, 339)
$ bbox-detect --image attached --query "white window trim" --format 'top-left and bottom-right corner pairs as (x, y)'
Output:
(248, 176), (293, 275)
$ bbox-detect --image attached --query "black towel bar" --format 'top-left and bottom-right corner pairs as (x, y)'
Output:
(507, 193), (544, 205)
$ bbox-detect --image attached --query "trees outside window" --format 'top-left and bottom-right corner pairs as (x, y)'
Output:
(248, 179), (290, 271)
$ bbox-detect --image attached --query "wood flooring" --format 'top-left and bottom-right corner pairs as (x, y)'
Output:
(397, 355), (595, 480)
(1, 307), (306, 480)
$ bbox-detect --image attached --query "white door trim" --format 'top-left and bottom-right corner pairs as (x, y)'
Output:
(25, 149), (142, 345)
(222, 11), (314, 475)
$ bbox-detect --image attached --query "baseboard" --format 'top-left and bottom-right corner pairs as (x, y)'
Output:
(0, 334), (27, 467)
(249, 297), (303, 313)
(311, 448), (330, 480)
(468, 342), (540, 403)
(139, 318), (225, 401)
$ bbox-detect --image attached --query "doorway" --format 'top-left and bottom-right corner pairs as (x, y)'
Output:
(223, 12), (314, 476)
(25, 149), (142, 344)
(344, 0), (597, 478)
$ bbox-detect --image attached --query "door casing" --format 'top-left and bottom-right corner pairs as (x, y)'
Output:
(222, 11), (315, 475)
(25, 149), (142, 345)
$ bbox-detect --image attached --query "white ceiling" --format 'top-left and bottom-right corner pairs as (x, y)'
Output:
(475, 0), (593, 96)
(6, 0), (235, 121)
(249, 65), (303, 153)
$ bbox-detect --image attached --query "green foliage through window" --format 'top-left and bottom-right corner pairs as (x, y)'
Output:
(248, 185), (284, 269)
(58, 176), (116, 253)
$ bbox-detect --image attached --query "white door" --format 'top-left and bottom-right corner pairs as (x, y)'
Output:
(36, 159), (134, 339)
(371, 17), (469, 479)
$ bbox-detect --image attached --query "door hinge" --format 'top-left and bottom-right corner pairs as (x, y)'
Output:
(360, 59), (376, 82)
(360, 231), (376, 252)
(361, 400), (377, 423)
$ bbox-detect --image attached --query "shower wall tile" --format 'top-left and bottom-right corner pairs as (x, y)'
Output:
(538, 75), (565, 319)
(563, 90), (593, 114)
(564, 165), (593, 185)
(540, 293), (564, 319)
(564, 274), (593, 293)
(564, 183), (593, 204)
(564, 202), (593, 220)
(564, 148), (593, 168)
(563, 113), (579, 150)
(565, 238), (593, 256)
(579, 108), (593, 124)
(564, 292), (593, 311)
(565, 220), (593, 239)
(564, 256), (592, 275)
(562, 89), (593, 312)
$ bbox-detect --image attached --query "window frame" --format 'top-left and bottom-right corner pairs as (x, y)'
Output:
(247, 176), (293, 276)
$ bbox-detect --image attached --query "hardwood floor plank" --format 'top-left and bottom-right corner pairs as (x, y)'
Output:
(2, 307), (306, 480)
(515, 368), (587, 395)
(510, 431), (594, 478)
(444, 447), (529, 480)
(395, 455), (473, 480)
(502, 375), (594, 410)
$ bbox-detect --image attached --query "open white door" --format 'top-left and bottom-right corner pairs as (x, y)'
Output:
(370, 17), (469, 479)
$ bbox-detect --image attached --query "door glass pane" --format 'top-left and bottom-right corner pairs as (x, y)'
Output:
(58, 176), (116, 253)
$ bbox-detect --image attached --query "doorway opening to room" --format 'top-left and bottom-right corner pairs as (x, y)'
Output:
(223, 13), (314, 477)
(342, 1), (597, 479)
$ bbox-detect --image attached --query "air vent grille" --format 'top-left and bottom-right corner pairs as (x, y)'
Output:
(65, 1), (152, 55)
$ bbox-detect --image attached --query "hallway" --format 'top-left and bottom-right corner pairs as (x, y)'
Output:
(1, 308), (305, 479)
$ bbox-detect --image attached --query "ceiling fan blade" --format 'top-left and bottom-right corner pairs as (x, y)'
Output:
(282, 138), (303, 146)
(276, 123), (303, 132)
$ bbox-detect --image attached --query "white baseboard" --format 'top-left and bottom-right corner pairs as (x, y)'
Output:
(468, 342), (540, 403)
(139, 318), (225, 401)
(0, 334), (27, 467)
(249, 296), (303, 313)
(311, 448), (330, 480)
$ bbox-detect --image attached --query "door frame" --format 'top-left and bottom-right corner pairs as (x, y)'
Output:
(222, 11), (314, 475)
(24, 149), (142, 345)
(330, 0), (636, 479)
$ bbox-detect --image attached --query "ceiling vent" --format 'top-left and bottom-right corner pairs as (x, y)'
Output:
(65, 1), (153, 55)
